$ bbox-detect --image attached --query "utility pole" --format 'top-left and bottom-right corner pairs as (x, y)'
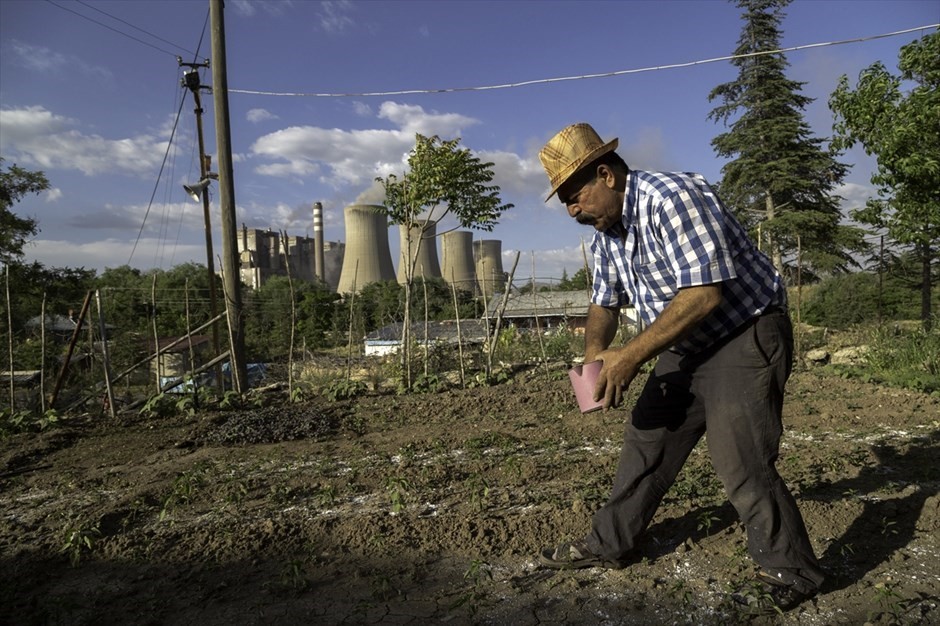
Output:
(210, 0), (247, 393)
(179, 62), (223, 391)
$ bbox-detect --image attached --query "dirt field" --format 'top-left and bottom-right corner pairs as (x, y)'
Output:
(2, 364), (939, 625)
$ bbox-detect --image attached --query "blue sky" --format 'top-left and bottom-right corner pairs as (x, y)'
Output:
(1, 0), (937, 283)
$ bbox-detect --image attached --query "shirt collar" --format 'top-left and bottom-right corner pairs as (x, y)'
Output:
(602, 169), (635, 240)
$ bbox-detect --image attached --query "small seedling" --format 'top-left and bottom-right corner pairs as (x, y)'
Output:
(386, 476), (411, 513)
(61, 521), (100, 567)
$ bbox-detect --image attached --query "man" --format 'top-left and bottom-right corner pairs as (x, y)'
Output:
(536, 123), (823, 614)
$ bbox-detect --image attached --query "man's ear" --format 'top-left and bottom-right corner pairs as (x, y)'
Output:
(597, 164), (616, 189)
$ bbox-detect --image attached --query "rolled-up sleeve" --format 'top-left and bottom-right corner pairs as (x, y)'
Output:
(659, 184), (737, 289)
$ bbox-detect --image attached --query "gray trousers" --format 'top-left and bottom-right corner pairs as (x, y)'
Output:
(585, 310), (824, 593)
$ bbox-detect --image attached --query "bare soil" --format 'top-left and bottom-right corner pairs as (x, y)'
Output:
(2, 365), (939, 625)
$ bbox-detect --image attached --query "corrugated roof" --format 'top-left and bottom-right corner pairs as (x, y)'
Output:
(365, 320), (489, 343)
(485, 290), (591, 318)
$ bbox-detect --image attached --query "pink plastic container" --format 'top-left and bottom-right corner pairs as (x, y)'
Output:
(568, 360), (605, 413)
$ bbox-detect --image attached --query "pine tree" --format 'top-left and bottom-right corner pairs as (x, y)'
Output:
(708, 0), (864, 278)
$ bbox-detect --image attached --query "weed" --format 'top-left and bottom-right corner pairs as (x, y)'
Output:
(466, 472), (490, 511)
(450, 559), (493, 617)
(371, 574), (399, 601)
(667, 578), (695, 607)
(289, 385), (307, 404)
(315, 484), (338, 507)
(139, 393), (177, 418)
(503, 455), (523, 479)
(60, 519), (100, 567)
(696, 510), (721, 536)
(219, 390), (243, 410)
(386, 476), (411, 513)
(279, 558), (309, 591)
(869, 580), (905, 623)
(174, 395), (196, 417)
(412, 372), (442, 393)
(160, 463), (209, 520)
(880, 517), (898, 537)
(323, 379), (367, 402)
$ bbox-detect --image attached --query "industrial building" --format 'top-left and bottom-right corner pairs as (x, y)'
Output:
(237, 202), (509, 298)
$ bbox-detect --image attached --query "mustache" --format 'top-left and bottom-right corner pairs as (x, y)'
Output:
(576, 214), (596, 225)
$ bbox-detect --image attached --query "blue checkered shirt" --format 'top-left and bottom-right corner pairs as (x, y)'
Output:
(590, 169), (786, 354)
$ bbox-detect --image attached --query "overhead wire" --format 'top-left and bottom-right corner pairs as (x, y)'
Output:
(127, 90), (187, 266)
(228, 24), (939, 98)
(128, 8), (212, 267)
(73, 0), (205, 61)
(43, 0), (205, 62)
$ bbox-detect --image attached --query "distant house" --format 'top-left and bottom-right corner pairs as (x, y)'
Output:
(364, 320), (489, 357)
(25, 313), (116, 341)
(484, 290), (638, 334)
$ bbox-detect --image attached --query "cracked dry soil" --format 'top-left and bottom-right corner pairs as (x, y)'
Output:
(2, 366), (939, 625)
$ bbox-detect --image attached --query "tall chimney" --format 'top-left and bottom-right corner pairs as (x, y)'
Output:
(313, 201), (325, 282)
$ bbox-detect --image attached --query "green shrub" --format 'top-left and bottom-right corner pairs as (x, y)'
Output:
(861, 324), (940, 394)
(801, 272), (926, 329)
(323, 378), (367, 402)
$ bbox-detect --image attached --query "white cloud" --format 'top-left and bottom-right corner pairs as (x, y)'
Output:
(8, 41), (112, 80)
(476, 149), (546, 199)
(246, 108), (279, 123)
(23, 237), (208, 273)
(318, 1), (355, 33)
(0, 106), (172, 177)
(836, 182), (875, 210)
(352, 101), (372, 117)
(250, 102), (481, 188)
(66, 200), (205, 234)
(230, 0), (295, 18)
(377, 102), (478, 136)
(44, 188), (63, 202)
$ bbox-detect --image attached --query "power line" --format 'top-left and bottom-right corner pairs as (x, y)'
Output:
(44, 0), (206, 62)
(127, 89), (188, 266)
(74, 0), (205, 61)
(130, 9), (212, 269)
(229, 24), (939, 98)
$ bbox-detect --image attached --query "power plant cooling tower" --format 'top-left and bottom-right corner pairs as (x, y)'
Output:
(441, 231), (476, 294)
(474, 239), (505, 296)
(397, 219), (442, 283)
(337, 204), (395, 293)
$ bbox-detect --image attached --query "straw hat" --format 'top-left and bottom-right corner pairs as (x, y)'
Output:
(539, 123), (619, 201)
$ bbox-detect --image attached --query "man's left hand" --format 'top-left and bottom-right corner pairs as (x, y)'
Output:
(592, 347), (641, 409)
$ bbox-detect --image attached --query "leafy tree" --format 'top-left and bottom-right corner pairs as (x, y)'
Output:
(7, 262), (95, 332)
(243, 275), (338, 360)
(829, 32), (940, 329)
(707, 0), (865, 277)
(376, 134), (512, 388)
(554, 267), (591, 293)
(95, 266), (150, 337)
(0, 158), (46, 264)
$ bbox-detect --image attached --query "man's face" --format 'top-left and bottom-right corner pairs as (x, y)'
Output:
(558, 167), (621, 232)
